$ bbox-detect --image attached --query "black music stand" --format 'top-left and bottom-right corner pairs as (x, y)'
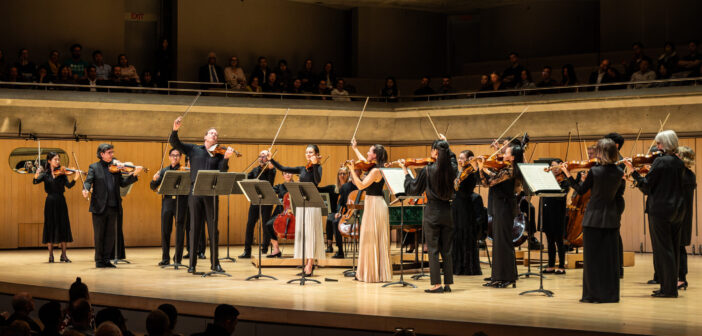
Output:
(114, 184), (134, 265)
(192, 170), (238, 277)
(519, 199), (541, 279)
(342, 197), (363, 278)
(158, 171), (191, 270)
(380, 168), (416, 288)
(220, 173), (245, 263)
(516, 163), (567, 297)
(285, 182), (325, 286)
(239, 180), (281, 281)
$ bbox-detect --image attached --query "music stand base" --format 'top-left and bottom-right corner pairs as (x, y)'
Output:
(411, 274), (430, 280)
(287, 277), (321, 285)
(246, 274), (277, 281)
(382, 280), (417, 288)
(202, 271), (231, 278)
(519, 288), (554, 297)
(219, 256), (237, 263)
(519, 272), (543, 278)
(112, 258), (130, 264)
(343, 270), (356, 277)
(161, 262), (184, 270)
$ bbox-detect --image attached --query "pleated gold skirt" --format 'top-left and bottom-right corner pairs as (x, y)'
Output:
(356, 196), (392, 283)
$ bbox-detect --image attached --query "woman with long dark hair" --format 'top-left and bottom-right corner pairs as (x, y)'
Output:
(451, 150), (482, 275)
(346, 140), (392, 282)
(403, 135), (457, 292)
(477, 142), (524, 288)
(380, 77), (399, 102)
(33, 152), (77, 262)
(563, 138), (625, 303)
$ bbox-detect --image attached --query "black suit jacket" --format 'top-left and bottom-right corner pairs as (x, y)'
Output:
(198, 64), (224, 83)
(569, 164), (625, 229)
(632, 154), (687, 222)
(84, 161), (138, 214)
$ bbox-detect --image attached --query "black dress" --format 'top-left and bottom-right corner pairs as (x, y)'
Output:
(679, 168), (697, 282)
(480, 166), (518, 282)
(33, 171), (75, 244)
(569, 164), (625, 303)
(451, 172), (482, 275)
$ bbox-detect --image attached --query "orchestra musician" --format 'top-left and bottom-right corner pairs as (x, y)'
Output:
(269, 145), (324, 277)
(170, 117), (234, 274)
(82, 144), (141, 268)
(540, 159), (570, 274)
(677, 146), (696, 290)
(451, 150), (482, 276)
(240, 150), (276, 259)
(562, 138), (624, 303)
(33, 152), (78, 263)
(403, 135), (457, 293)
(346, 140), (392, 283)
(262, 171), (295, 258)
(149, 148), (188, 266)
(325, 166), (356, 258)
(624, 130), (686, 298)
(604, 132), (627, 278)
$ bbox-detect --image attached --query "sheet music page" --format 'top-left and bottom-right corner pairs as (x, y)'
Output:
(517, 163), (561, 192)
(379, 168), (413, 196)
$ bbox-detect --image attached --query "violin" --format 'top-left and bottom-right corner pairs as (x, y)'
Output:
(108, 161), (149, 174)
(454, 163), (476, 191)
(385, 158), (435, 167)
(208, 144), (243, 157)
(474, 155), (510, 170)
(52, 166), (85, 176)
(305, 155), (323, 169)
(338, 190), (365, 238)
(619, 151), (663, 168)
(543, 166), (566, 183)
(563, 158), (598, 171)
(344, 159), (377, 171)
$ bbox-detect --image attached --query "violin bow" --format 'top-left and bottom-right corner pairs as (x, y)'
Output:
(255, 150), (278, 180)
(527, 142), (538, 163)
(564, 131), (572, 162)
(158, 93), (202, 171)
(72, 152), (90, 200)
(351, 97), (370, 141)
(489, 133), (521, 158)
(629, 128), (642, 158)
(647, 112), (671, 151)
(493, 105), (529, 148)
(575, 122), (584, 160)
(242, 156), (260, 174)
(425, 111), (441, 139)
(269, 108), (290, 152)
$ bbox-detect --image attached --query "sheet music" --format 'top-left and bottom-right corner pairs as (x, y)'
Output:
(517, 163), (562, 193)
(379, 168), (413, 196)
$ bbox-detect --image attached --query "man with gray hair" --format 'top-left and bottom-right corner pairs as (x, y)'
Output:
(198, 52), (224, 90)
(7, 292), (40, 334)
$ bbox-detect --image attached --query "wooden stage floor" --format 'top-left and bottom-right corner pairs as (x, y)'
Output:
(0, 247), (699, 336)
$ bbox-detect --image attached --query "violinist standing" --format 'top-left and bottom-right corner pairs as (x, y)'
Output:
(150, 148), (188, 266)
(563, 138), (624, 303)
(170, 117), (234, 274)
(33, 152), (78, 263)
(478, 142), (523, 289)
(346, 140), (392, 283)
(451, 150), (483, 276)
(540, 159), (570, 274)
(404, 135), (457, 293)
(677, 146), (696, 290)
(604, 132), (627, 279)
(240, 150), (276, 259)
(269, 145), (324, 276)
(82, 144), (141, 268)
(625, 130), (686, 298)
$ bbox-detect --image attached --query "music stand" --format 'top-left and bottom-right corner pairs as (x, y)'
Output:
(380, 168), (417, 288)
(220, 173), (246, 263)
(238, 180), (281, 281)
(113, 184), (135, 265)
(342, 191), (364, 278)
(517, 163), (567, 297)
(519, 198), (541, 279)
(192, 170), (238, 277)
(285, 182), (326, 285)
(157, 171), (191, 270)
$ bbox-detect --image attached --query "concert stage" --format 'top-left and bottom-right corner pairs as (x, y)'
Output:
(0, 247), (699, 336)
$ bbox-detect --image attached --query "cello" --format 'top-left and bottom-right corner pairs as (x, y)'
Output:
(273, 193), (295, 239)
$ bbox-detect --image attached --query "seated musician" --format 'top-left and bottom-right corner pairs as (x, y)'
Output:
(263, 171), (294, 258)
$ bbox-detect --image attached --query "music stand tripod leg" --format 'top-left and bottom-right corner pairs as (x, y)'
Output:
(519, 202), (542, 278)
(520, 198), (553, 296)
(383, 199), (416, 288)
(288, 197), (321, 285)
(247, 195), (277, 281)
(220, 195), (237, 263)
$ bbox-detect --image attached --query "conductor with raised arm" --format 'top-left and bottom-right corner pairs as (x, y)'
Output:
(170, 117), (235, 274)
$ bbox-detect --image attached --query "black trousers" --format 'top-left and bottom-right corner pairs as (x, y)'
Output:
(649, 215), (682, 296)
(92, 206), (119, 263)
(263, 216), (278, 247)
(545, 227), (565, 268)
(185, 210), (206, 254)
(243, 205), (273, 252)
(424, 202), (454, 286)
(491, 206), (517, 282)
(326, 214), (344, 251)
(161, 196), (188, 262)
(679, 245), (688, 282)
(188, 195), (219, 269)
(582, 227), (620, 303)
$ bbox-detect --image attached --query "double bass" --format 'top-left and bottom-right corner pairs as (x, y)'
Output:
(273, 193), (295, 239)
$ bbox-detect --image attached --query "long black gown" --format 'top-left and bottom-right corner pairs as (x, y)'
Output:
(679, 168), (697, 282)
(480, 166), (518, 282)
(33, 171), (75, 244)
(451, 172), (482, 275)
(539, 178), (570, 268)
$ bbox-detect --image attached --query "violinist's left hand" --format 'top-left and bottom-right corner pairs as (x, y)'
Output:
(622, 158), (634, 172)
(439, 133), (447, 142)
(476, 156), (485, 170)
(133, 167), (143, 176)
(224, 147), (235, 159)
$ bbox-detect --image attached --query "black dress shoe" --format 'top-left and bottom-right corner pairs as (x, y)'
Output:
(158, 259), (170, 266)
(182, 253), (190, 259)
(332, 252), (345, 259)
(579, 298), (597, 303)
(425, 286), (444, 293)
(483, 281), (498, 287)
(211, 264), (225, 273)
(325, 246), (333, 253)
(496, 281), (516, 288)
(678, 281), (688, 290)
(49, 255), (55, 263)
(104, 262), (116, 268)
(198, 252), (206, 259)
(60, 255), (71, 263)
(187, 267), (196, 273)
(483, 277), (492, 281)
(651, 292), (677, 298)
(543, 269), (556, 274)
(266, 252), (282, 258)
(444, 285), (452, 293)
(238, 252), (252, 259)
(647, 279), (659, 285)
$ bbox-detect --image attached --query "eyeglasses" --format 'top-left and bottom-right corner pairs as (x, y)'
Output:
(169, 154), (181, 157)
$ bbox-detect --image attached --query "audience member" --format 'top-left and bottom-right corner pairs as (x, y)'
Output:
(437, 76), (455, 94)
(94, 322), (121, 336)
(630, 59), (656, 88)
(223, 56), (246, 90)
(140, 70), (157, 90)
(154, 38), (173, 87)
(250, 56), (270, 89)
(54, 66), (76, 88)
(197, 52), (223, 89)
(501, 52), (525, 88)
(287, 78), (304, 95)
(478, 74), (490, 91)
(313, 79), (330, 100)
(274, 60), (292, 90)
(380, 76), (399, 102)
(654, 63), (672, 87)
(297, 58), (316, 92)
(623, 42), (652, 79)
(35, 66), (52, 85)
(588, 59), (611, 90)
(677, 40), (702, 76)
(246, 76), (262, 93)
(64, 44), (88, 80)
(92, 51), (111, 81)
(602, 67), (624, 90)
(94, 308), (132, 336)
(60, 277), (90, 334)
(117, 54), (140, 84)
(413, 76), (435, 100)
(7, 293), (40, 335)
(64, 299), (93, 336)
(536, 66), (558, 89)
(318, 62), (336, 90)
(43, 50), (61, 81)
(191, 304), (238, 336)
(514, 69), (535, 89)
(38, 302), (62, 336)
(156, 304), (178, 336)
(489, 72), (504, 91)
(657, 42), (679, 74)
(331, 78), (350, 101)
(560, 64), (578, 86)
(79, 66), (99, 92)
(15, 49), (37, 82)
(145, 310), (169, 336)
(262, 72), (283, 93)
(8, 320), (31, 336)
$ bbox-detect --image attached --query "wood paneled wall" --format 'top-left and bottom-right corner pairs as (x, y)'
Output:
(1, 138), (700, 253)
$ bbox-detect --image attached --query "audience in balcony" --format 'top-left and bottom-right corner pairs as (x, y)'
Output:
(677, 40), (702, 77)
(413, 76), (435, 100)
(630, 59), (656, 89)
(657, 42), (679, 74)
(55, 65), (76, 87)
(140, 70), (158, 91)
(331, 78), (351, 101)
(438, 76), (455, 94)
(560, 64), (578, 86)
(36, 66), (52, 85)
(623, 42), (652, 79)
(313, 79), (331, 100)
(44, 50), (61, 81)
(380, 76), (399, 102)
(287, 78), (304, 95)
(92, 51), (111, 81)
(602, 67), (625, 90)
(298, 58), (316, 92)
(15, 48), (37, 82)
(275, 59), (293, 90)
(198, 52), (223, 88)
(262, 72), (284, 93)
(224, 56), (246, 91)
(536, 66), (558, 89)
(588, 59), (611, 90)
(502, 52), (525, 89)
(79, 66), (99, 92)
(478, 74), (490, 91)
(514, 69), (536, 90)
(117, 54), (140, 84)
(246, 76), (262, 93)
(319, 62), (336, 90)
(154, 38), (173, 88)
(64, 44), (89, 80)
(251, 56), (271, 90)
